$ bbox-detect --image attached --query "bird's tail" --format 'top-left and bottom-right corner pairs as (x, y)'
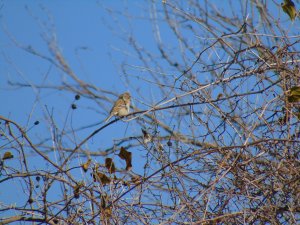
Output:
(104, 114), (113, 123)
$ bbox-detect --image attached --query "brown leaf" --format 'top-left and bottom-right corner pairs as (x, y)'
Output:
(287, 86), (300, 103)
(131, 175), (141, 185)
(122, 180), (130, 187)
(288, 95), (300, 103)
(93, 171), (111, 185)
(101, 207), (112, 222)
(281, 0), (297, 21)
(217, 93), (223, 99)
(100, 194), (110, 208)
(105, 158), (116, 173)
(101, 196), (106, 208)
(73, 182), (84, 199)
(296, 112), (300, 120)
(2, 152), (13, 160)
(100, 194), (112, 223)
(290, 86), (300, 95)
(81, 159), (92, 172)
(118, 147), (132, 171)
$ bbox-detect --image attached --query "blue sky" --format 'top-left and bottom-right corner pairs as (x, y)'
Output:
(0, 1), (150, 147)
(1, 1), (124, 119)
(0, 1), (165, 127)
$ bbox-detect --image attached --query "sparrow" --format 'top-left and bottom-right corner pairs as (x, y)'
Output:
(105, 92), (131, 122)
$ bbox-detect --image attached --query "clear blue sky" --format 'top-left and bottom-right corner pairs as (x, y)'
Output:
(1, 1), (130, 121)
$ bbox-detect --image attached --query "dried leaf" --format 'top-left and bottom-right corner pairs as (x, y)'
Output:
(158, 143), (164, 151)
(281, 0), (297, 21)
(81, 159), (92, 172)
(73, 182), (84, 199)
(288, 95), (300, 103)
(2, 152), (13, 160)
(100, 194), (112, 222)
(105, 158), (116, 173)
(122, 180), (130, 187)
(101, 207), (112, 221)
(296, 112), (300, 120)
(131, 175), (141, 185)
(118, 147), (132, 171)
(93, 171), (111, 185)
(290, 86), (300, 95)
(100, 194), (107, 208)
(217, 93), (223, 99)
(287, 86), (300, 103)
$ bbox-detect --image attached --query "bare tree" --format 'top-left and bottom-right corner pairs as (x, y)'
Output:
(1, 1), (300, 224)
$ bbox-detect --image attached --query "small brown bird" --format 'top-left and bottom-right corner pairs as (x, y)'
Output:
(105, 92), (131, 122)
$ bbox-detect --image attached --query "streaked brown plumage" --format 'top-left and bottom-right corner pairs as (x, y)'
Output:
(105, 92), (131, 122)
